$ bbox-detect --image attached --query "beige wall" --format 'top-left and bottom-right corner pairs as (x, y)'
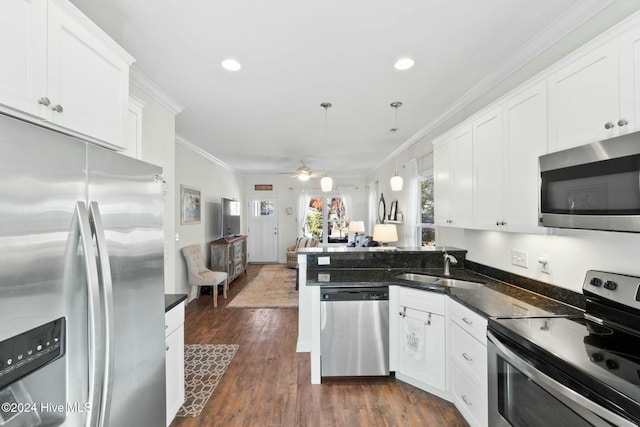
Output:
(174, 141), (243, 296)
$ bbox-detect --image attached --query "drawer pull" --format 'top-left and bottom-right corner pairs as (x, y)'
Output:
(462, 395), (472, 406)
(399, 307), (406, 318)
(462, 317), (473, 325)
(426, 313), (431, 326)
(166, 345), (170, 351)
(165, 324), (168, 330)
(462, 352), (473, 362)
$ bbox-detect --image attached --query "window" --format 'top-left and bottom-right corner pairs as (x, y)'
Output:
(303, 196), (349, 244)
(418, 174), (436, 246)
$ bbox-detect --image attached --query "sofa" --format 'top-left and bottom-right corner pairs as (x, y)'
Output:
(286, 237), (319, 268)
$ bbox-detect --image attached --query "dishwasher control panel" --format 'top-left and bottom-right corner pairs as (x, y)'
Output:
(321, 287), (389, 301)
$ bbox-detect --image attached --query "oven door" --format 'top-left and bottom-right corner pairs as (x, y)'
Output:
(487, 331), (636, 427)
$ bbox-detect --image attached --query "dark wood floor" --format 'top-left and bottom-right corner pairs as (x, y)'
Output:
(170, 264), (469, 427)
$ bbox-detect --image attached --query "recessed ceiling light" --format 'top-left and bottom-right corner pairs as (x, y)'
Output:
(394, 57), (414, 70)
(221, 59), (242, 71)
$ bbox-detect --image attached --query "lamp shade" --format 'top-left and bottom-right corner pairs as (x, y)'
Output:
(348, 220), (365, 233)
(390, 174), (403, 191)
(320, 175), (333, 192)
(373, 224), (398, 245)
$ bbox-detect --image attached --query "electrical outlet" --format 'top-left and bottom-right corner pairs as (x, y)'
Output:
(511, 249), (528, 268)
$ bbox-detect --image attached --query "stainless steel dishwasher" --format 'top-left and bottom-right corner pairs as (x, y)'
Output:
(320, 287), (389, 377)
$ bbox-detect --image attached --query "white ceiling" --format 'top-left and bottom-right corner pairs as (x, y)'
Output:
(70, 0), (640, 180)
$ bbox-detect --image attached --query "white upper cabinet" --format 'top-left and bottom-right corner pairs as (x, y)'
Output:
(0, 0), (47, 117)
(619, 25), (640, 137)
(123, 96), (144, 159)
(548, 40), (622, 151)
(472, 107), (504, 230)
(434, 124), (473, 228)
(502, 81), (549, 233)
(0, 0), (134, 149)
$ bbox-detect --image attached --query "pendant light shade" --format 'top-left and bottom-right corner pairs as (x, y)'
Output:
(390, 174), (403, 191)
(390, 101), (403, 192)
(320, 102), (333, 192)
(321, 176), (333, 192)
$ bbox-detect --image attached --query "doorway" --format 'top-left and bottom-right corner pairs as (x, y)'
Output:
(248, 197), (279, 262)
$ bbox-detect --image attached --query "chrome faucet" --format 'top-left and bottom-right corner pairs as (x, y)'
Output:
(443, 252), (458, 276)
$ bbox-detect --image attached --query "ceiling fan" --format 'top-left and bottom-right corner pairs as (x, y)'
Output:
(279, 161), (322, 181)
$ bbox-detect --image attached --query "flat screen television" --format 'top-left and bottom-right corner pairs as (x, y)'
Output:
(221, 198), (240, 238)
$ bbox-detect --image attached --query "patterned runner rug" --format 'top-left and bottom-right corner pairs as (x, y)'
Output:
(177, 344), (239, 417)
(226, 264), (298, 308)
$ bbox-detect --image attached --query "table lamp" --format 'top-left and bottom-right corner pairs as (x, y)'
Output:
(348, 221), (365, 245)
(373, 224), (398, 247)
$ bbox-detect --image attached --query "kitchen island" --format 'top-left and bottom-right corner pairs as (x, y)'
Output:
(297, 246), (583, 384)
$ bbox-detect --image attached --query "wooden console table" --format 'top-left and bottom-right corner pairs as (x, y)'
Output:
(210, 235), (247, 284)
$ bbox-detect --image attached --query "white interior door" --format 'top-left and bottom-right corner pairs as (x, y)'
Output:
(248, 197), (279, 263)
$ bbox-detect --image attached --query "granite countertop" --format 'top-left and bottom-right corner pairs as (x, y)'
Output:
(298, 245), (466, 254)
(306, 268), (583, 319)
(165, 294), (188, 313)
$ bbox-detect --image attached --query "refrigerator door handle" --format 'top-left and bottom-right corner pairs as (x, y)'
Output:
(89, 202), (115, 427)
(73, 201), (104, 427)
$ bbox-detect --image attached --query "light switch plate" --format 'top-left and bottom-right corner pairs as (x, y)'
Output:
(511, 249), (528, 268)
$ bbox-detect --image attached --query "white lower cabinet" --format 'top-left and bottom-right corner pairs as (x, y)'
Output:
(165, 301), (185, 426)
(447, 298), (488, 427)
(394, 287), (447, 399)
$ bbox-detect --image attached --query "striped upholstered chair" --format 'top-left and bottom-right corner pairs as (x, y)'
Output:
(286, 237), (319, 268)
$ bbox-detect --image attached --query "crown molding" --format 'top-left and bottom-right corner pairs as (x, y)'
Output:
(378, 0), (615, 170)
(130, 67), (185, 115)
(175, 134), (234, 170)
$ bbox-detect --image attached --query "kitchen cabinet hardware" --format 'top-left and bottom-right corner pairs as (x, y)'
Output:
(462, 352), (473, 362)
(462, 317), (473, 325)
(618, 118), (629, 127)
(37, 97), (50, 106)
(462, 395), (473, 406)
(51, 104), (63, 113)
(165, 345), (169, 351)
(426, 312), (431, 326)
(604, 121), (616, 129)
(399, 306), (406, 318)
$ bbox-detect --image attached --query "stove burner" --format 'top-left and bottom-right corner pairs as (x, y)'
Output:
(585, 322), (614, 336)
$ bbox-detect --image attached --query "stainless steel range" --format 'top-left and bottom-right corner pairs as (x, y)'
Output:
(488, 270), (640, 427)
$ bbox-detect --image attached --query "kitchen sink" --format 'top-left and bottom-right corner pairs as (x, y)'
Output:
(395, 273), (484, 290)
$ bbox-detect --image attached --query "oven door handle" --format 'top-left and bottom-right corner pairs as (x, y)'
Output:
(487, 331), (637, 427)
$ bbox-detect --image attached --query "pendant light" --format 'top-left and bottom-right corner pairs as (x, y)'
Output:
(390, 101), (403, 191)
(320, 102), (333, 192)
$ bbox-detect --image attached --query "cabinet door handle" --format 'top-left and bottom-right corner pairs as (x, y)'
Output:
(399, 307), (406, 318)
(37, 97), (51, 106)
(462, 352), (473, 362)
(500, 221), (506, 226)
(462, 395), (472, 406)
(425, 312), (431, 326)
(496, 221), (500, 226)
(52, 104), (64, 113)
(166, 345), (170, 351)
(462, 317), (473, 325)
(618, 118), (629, 127)
(604, 121), (615, 129)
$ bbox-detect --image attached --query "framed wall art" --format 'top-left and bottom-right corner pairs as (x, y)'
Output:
(180, 185), (201, 224)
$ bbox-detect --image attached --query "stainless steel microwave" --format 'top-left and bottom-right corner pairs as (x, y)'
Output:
(539, 131), (640, 232)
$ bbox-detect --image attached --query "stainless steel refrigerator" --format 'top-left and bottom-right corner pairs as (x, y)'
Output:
(0, 113), (166, 426)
